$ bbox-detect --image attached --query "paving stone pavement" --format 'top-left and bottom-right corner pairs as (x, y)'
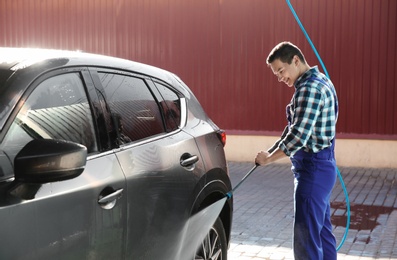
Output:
(226, 161), (397, 260)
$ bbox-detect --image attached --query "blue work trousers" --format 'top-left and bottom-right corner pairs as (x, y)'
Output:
(290, 143), (337, 260)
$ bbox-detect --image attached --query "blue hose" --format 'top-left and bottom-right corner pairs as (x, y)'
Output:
(286, 0), (350, 251)
(336, 168), (350, 251)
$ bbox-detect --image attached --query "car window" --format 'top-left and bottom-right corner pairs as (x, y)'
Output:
(154, 82), (181, 132)
(0, 73), (97, 180)
(98, 73), (165, 144)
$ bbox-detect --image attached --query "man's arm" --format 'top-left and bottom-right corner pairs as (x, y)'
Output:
(255, 147), (288, 166)
(255, 126), (289, 166)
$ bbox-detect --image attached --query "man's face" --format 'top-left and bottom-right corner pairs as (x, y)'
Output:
(269, 56), (300, 87)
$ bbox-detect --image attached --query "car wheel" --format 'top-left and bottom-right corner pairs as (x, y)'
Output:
(194, 217), (227, 260)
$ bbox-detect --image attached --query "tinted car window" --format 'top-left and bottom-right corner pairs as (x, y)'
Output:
(154, 82), (181, 132)
(98, 73), (165, 143)
(0, 73), (97, 180)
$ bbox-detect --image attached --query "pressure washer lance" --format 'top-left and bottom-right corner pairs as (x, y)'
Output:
(225, 164), (259, 199)
(226, 127), (288, 199)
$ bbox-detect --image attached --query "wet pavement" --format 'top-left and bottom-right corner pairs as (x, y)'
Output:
(226, 161), (397, 259)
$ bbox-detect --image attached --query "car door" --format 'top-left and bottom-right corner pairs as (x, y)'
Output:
(92, 69), (206, 259)
(0, 70), (127, 260)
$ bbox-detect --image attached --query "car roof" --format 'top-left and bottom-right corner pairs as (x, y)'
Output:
(0, 47), (175, 84)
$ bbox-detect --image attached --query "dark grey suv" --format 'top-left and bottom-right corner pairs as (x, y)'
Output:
(0, 48), (232, 260)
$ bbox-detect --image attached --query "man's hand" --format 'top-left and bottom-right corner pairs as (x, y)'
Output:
(255, 151), (271, 166)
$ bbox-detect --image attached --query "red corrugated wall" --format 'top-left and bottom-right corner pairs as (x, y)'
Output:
(1, 0), (396, 138)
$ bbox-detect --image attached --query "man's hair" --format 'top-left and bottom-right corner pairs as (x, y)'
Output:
(266, 41), (306, 65)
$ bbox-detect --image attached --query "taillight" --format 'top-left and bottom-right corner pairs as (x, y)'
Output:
(217, 130), (226, 147)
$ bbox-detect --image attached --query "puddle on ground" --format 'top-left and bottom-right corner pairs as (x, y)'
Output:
(331, 202), (397, 244)
(331, 202), (395, 230)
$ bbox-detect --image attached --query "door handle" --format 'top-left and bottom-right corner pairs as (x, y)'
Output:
(180, 155), (199, 167)
(98, 188), (123, 205)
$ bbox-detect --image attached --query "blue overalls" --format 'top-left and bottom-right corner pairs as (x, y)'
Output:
(291, 142), (337, 259)
(289, 77), (338, 259)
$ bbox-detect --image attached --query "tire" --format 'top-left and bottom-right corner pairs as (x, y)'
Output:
(194, 217), (228, 260)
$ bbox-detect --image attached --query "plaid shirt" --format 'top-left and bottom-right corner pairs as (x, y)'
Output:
(279, 66), (338, 156)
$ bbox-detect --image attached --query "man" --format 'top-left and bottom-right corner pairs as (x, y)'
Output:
(255, 41), (338, 259)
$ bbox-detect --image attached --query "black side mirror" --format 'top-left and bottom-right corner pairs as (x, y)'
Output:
(14, 139), (87, 183)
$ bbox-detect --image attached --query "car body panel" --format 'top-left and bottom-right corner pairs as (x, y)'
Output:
(115, 131), (205, 259)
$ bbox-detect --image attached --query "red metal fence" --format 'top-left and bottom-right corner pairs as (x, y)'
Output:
(1, 0), (396, 138)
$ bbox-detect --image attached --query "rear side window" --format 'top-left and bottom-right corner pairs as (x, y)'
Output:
(154, 82), (181, 132)
(98, 73), (165, 144)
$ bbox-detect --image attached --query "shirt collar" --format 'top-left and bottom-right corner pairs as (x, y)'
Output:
(294, 66), (320, 89)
